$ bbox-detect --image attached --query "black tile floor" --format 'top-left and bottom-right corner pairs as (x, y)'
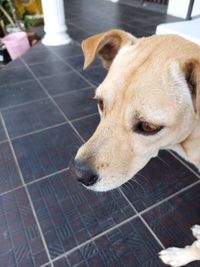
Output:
(0, 0), (199, 266)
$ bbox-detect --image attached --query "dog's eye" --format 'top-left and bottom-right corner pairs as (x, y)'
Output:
(135, 121), (163, 135)
(97, 99), (104, 111)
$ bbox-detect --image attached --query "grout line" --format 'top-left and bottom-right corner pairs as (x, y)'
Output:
(50, 52), (83, 60)
(2, 109), (97, 143)
(21, 58), (85, 144)
(68, 21), (92, 35)
(0, 113), (54, 267)
(52, 86), (95, 98)
(29, 70), (73, 80)
(0, 185), (25, 197)
(50, 214), (138, 264)
(0, 78), (36, 88)
(0, 97), (49, 112)
(0, 86), (93, 113)
(47, 46), (96, 90)
(34, 69), (73, 80)
(0, 139), (8, 145)
(61, 53), (84, 60)
(24, 49), (86, 64)
(139, 179), (200, 216)
(48, 41), (104, 88)
(0, 167), (69, 197)
(119, 188), (165, 249)
(0, 67), (76, 89)
(70, 112), (99, 123)
(24, 59), (73, 67)
(27, 167), (70, 186)
(169, 150), (200, 179)
(67, 23), (95, 39)
(10, 121), (68, 141)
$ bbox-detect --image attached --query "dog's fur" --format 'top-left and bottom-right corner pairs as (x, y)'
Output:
(74, 30), (200, 266)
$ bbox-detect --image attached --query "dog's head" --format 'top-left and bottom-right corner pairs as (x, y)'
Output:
(72, 29), (200, 192)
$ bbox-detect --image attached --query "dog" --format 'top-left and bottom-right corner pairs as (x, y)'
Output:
(159, 225), (200, 266)
(71, 29), (200, 266)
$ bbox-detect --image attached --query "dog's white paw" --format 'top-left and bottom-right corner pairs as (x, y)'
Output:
(191, 225), (200, 240)
(159, 247), (192, 267)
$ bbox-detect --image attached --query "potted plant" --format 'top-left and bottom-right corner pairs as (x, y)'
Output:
(0, 0), (31, 60)
(0, 0), (43, 62)
(0, 0), (24, 33)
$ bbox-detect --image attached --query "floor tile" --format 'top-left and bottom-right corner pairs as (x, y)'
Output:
(72, 113), (100, 141)
(4, 58), (24, 69)
(39, 72), (91, 96)
(12, 124), (82, 182)
(0, 117), (7, 142)
(49, 42), (83, 58)
(140, 25), (156, 35)
(121, 150), (199, 212)
(30, 42), (48, 51)
(0, 188), (48, 267)
(65, 55), (101, 71)
(79, 66), (107, 86)
(0, 142), (22, 194)
(170, 151), (200, 175)
(2, 99), (65, 138)
(22, 49), (57, 65)
(68, 28), (90, 43)
(0, 80), (46, 110)
(54, 257), (68, 267)
(29, 60), (71, 78)
(54, 217), (163, 267)
(54, 88), (97, 120)
(0, 66), (33, 86)
(82, 17), (112, 31)
(28, 170), (134, 259)
(143, 183), (200, 266)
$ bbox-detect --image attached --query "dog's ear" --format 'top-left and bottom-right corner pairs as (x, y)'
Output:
(81, 29), (137, 70)
(181, 59), (200, 115)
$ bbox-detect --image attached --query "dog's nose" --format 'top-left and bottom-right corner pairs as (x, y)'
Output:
(71, 160), (98, 186)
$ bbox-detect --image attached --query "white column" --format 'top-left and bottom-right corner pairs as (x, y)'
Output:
(41, 0), (71, 46)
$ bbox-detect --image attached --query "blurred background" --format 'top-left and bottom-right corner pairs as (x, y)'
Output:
(1, 0), (199, 68)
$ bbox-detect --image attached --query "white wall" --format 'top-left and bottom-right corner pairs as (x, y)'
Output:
(192, 0), (200, 16)
(167, 0), (200, 19)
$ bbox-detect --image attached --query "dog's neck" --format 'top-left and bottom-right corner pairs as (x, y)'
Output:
(169, 117), (200, 169)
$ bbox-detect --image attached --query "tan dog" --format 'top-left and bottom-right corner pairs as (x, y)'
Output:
(71, 29), (200, 266)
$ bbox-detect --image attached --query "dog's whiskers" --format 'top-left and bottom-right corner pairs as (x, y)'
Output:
(136, 173), (148, 182)
(132, 178), (145, 191)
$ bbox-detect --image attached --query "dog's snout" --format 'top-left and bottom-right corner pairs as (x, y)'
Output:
(71, 160), (98, 186)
